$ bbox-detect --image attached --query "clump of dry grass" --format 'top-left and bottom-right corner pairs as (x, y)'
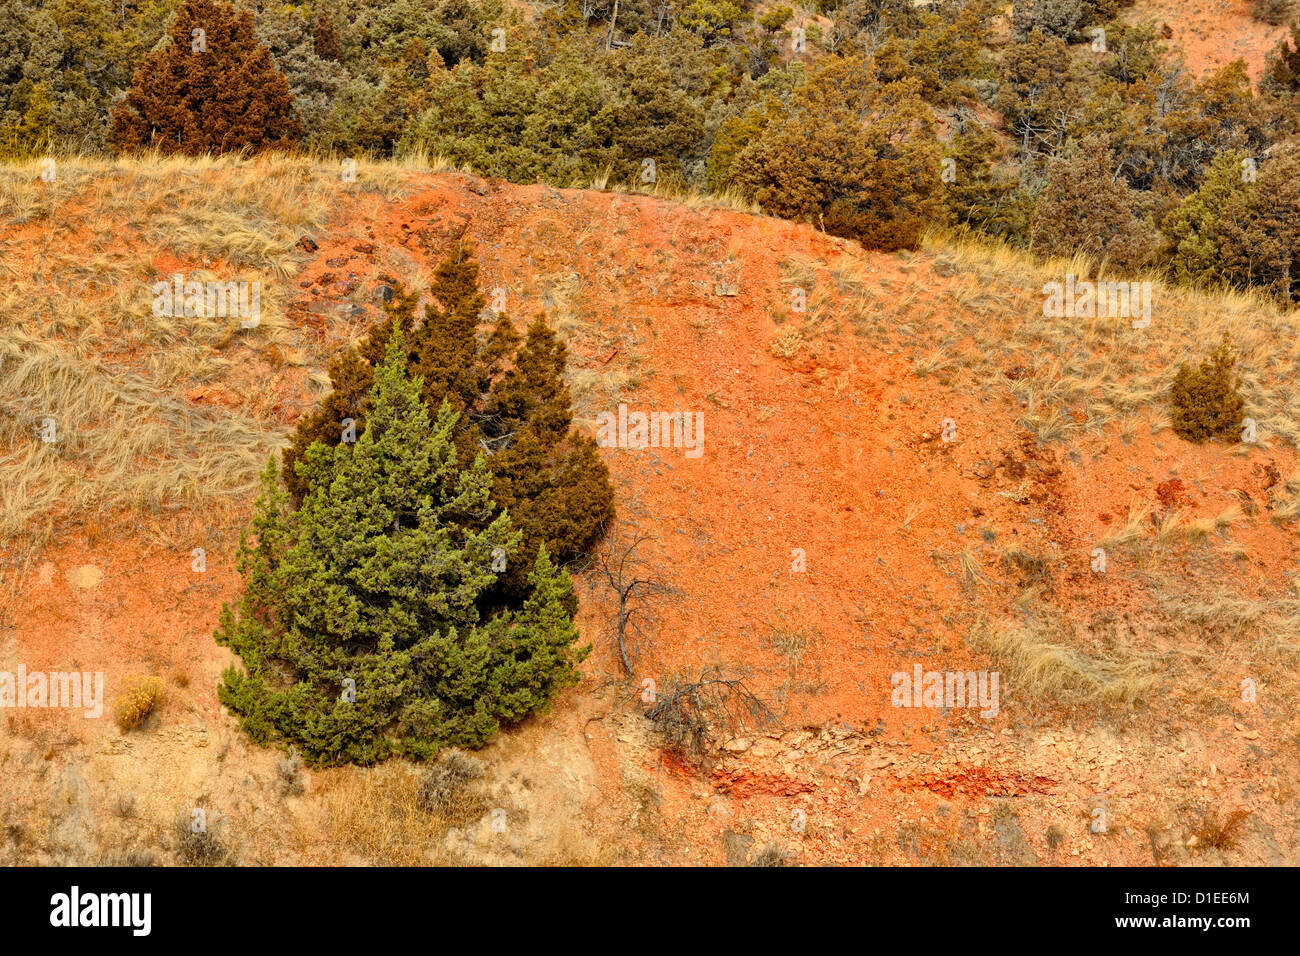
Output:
(1099, 501), (1152, 551)
(1156, 590), (1270, 639)
(767, 626), (810, 660)
(1272, 470), (1300, 523)
(113, 675), (166, 732)
(1001, 545), (1054, 592)
(321, 761), (479, 866)
(1191, 808), (1251, 852)
(416, 750), (486, 823)
(970, 620), (1155, 709)
(1182, 503), (1244, 541)
(750, 842), (796, 866)
(769, 327), (805, 358)
(317, 758), (611, 866)
(568, 368), (639, 417)
(172, 808), (233, 866)
(959, 548), (992, 589)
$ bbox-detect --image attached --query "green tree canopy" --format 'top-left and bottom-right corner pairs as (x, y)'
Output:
(217, 325), (588, 766)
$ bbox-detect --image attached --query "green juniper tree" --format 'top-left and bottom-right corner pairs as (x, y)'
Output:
(216, 325), (588, 766)
(281, 245), (614, 607)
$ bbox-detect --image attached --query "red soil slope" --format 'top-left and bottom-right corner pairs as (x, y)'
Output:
(4, 168), (1298, 864)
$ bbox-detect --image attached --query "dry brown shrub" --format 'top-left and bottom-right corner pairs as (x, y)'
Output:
(113, 675), (166, 732)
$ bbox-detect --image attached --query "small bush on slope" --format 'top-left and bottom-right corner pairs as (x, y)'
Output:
(1160, 149), (1254, 289)
(1215, 147), (1300, 304)
(1263, 23), (1300, 94)
(216, 326), (589, 766)
(1029, 134), (1155, 273)
(416, 750), (486, 822)
(113, 675), (167, 732)
(1251, 0), (1294, 26)
(1169, 334), (1246, 443)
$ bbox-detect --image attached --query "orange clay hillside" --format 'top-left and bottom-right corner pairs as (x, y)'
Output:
(0, 155), (1297, 865)
(1126, 0), (1294, 78)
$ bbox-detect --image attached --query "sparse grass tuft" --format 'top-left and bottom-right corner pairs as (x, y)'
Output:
(1099, 501), (1151, 551)
(1192, 808), (1251, 852)
(750, 842), (795, 866)
(1272, 471), (1300, 523)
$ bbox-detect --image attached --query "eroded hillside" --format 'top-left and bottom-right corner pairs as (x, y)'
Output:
(1, 156), (1298, 865)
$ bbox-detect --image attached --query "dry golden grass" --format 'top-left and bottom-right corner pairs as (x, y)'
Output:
(919, 226), (1300, 445)
(769, 327), (805, 358)
(1099, 501), (1152, 551)
(1157, 590), (1272, 638)
(970, 619), (1155, 709)
(0, 332), (275, 554)
(319, 762), (459, 866)
(1273, 470), (1300, 523)
(678, 185), (762, 215)
(318, 760), (611, 866)
(1183, 503), (1244, 541)
(959, 548), (992, 589)
(0, 154), (353, 564)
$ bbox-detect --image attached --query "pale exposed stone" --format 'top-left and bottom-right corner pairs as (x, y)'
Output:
(65, 565), (103, 589)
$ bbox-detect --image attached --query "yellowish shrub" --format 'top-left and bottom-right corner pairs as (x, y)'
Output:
(114, 675), (167, 732)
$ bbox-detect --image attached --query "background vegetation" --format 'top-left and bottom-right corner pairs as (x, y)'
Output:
(5, 0), (1300, 299)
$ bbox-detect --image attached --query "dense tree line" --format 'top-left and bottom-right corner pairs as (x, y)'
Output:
(6, 0), (1300, 297)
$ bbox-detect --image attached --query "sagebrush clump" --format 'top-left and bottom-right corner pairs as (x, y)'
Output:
(1169, 335), (1246, 443)
(172, 810), (231, 866)
(417, 750), (486, 822)
(276, 748), (305, 796)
